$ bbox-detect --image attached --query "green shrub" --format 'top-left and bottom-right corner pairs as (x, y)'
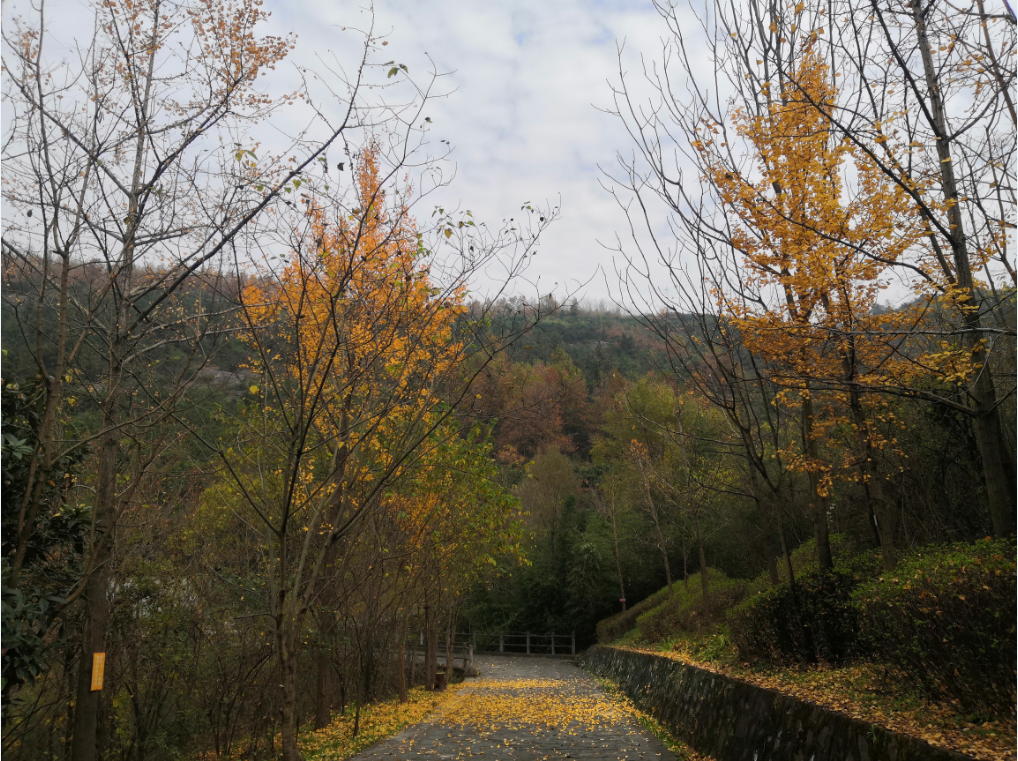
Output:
(775, 534), (872, 583)
(594, 535), (873, 646)
(685, 629), (737, 665)
(595, 585), (672, 643)
(636, 572), (746, 642)
(854, 539), (1016, 717)
(728, 570), (861, 665)
(595, 571), (747, 644)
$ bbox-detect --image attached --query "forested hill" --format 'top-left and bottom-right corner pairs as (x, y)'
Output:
(487, 305), (669, 386)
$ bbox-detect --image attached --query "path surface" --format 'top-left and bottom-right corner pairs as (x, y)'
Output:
(348, 655), (677, 761)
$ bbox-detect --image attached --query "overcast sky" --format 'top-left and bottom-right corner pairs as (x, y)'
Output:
(273, 0), (676, 303)
(2, 0), (697, 302)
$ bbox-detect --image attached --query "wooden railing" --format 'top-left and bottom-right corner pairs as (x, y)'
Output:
(411, 632), (578, 669)
(470, 631), (576, 656)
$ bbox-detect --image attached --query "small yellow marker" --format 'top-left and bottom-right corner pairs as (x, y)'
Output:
(90, 653), (106, 691)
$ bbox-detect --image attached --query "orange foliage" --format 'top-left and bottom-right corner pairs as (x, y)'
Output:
(243, 143), (463, 424)
(697, 44), (930, 490)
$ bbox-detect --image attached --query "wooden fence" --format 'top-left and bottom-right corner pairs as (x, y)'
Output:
(411, 632), (577, 670)
(469, 631), (576, 657)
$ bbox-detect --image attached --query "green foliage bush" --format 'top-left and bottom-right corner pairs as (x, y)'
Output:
(595, 570), (747, 644)
(727, 570), (864, 665)
(2, 378), (90, 700)
(636, 572), (746, 642)
(854, 539), (1016, 716)
(596, 585), (672, 643)
(594, 535), (1015, 719)
(778, 534), (878, 582)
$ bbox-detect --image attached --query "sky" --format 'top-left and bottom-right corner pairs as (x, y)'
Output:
(0, 0), (701, 303)
(267, 0), (677, 303)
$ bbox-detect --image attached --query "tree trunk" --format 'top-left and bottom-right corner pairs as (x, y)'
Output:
(313, 539), (341, 728)
(694, 514), (709, 616)
(409, 625), (419, 691)
(870, 479), (897, 572)
(766, 551), (779, 586)
(71, 69), (151, 760)
(314, 650), (332, 730)
(279, 643), (302, 761)
(809, 494), (834, 572)
(775, 495), (796, 589)
(636, 452), (672, 590)
(608, 503), (626, 611)
(398, 612), (410, 703)
(839, 318), (898, 571)
(423, 604), (436, 690)
(681, 535), (689, 592)
(972, 404), (1017, 536)
(70, 571), (109, 761)
(71, 359), (124, 761)
(801, 393), (834, 571)
(657, 522), (673, 592)
(445, 606), (458, 678)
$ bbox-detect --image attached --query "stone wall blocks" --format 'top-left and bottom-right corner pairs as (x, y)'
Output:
(581, 646), (973, 761)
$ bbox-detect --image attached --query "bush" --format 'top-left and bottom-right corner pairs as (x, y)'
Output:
(636, 572), (746, 642)
(595, 571), (747, 644)
(593, 535), (873, 645)
(774, 534), (875, 583)
(596, 585), (672, 643)
(728, 570), (861, 665)
(854, 539), (1016, 717)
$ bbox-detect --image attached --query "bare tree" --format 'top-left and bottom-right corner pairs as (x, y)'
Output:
(1, 1), (434, 757)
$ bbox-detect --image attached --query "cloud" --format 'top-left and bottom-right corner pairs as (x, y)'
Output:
(271, 0), (669, 300)
(2, 0), (681, 301)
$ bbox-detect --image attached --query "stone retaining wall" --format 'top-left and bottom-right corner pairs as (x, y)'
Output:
(582, 645), (973, 761)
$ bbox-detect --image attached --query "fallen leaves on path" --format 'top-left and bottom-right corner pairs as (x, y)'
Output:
(437, 677), (634, 731)
(302, 686), (463, 761)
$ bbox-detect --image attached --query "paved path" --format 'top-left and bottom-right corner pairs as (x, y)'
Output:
(348, 655), (676, 761)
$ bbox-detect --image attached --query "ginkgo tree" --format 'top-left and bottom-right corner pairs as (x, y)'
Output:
(199, 145), (551, 761)
(610, 0), (1014, 568)
(384, 422), (528, 697)
(791, 0), (1016, 537)
(695, 44), (926, 570)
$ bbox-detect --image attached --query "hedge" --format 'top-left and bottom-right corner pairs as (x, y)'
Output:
(853, 539), (1016, 716)
(727, 569), (861, 665)
(635, 572), (747, 642)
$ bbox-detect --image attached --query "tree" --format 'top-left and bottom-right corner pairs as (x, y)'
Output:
(696, 44), (925, 569)
(810, 0), (1016, 536)
(0, 1), (492, 756)
(595, 377), (684, 590)
(605, 0), (1015, 572)
(201, 145), (549, 760)
(593, 475), (628, 612)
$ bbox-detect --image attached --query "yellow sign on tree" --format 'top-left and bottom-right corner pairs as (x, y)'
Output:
(90, 653), (105, 692)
